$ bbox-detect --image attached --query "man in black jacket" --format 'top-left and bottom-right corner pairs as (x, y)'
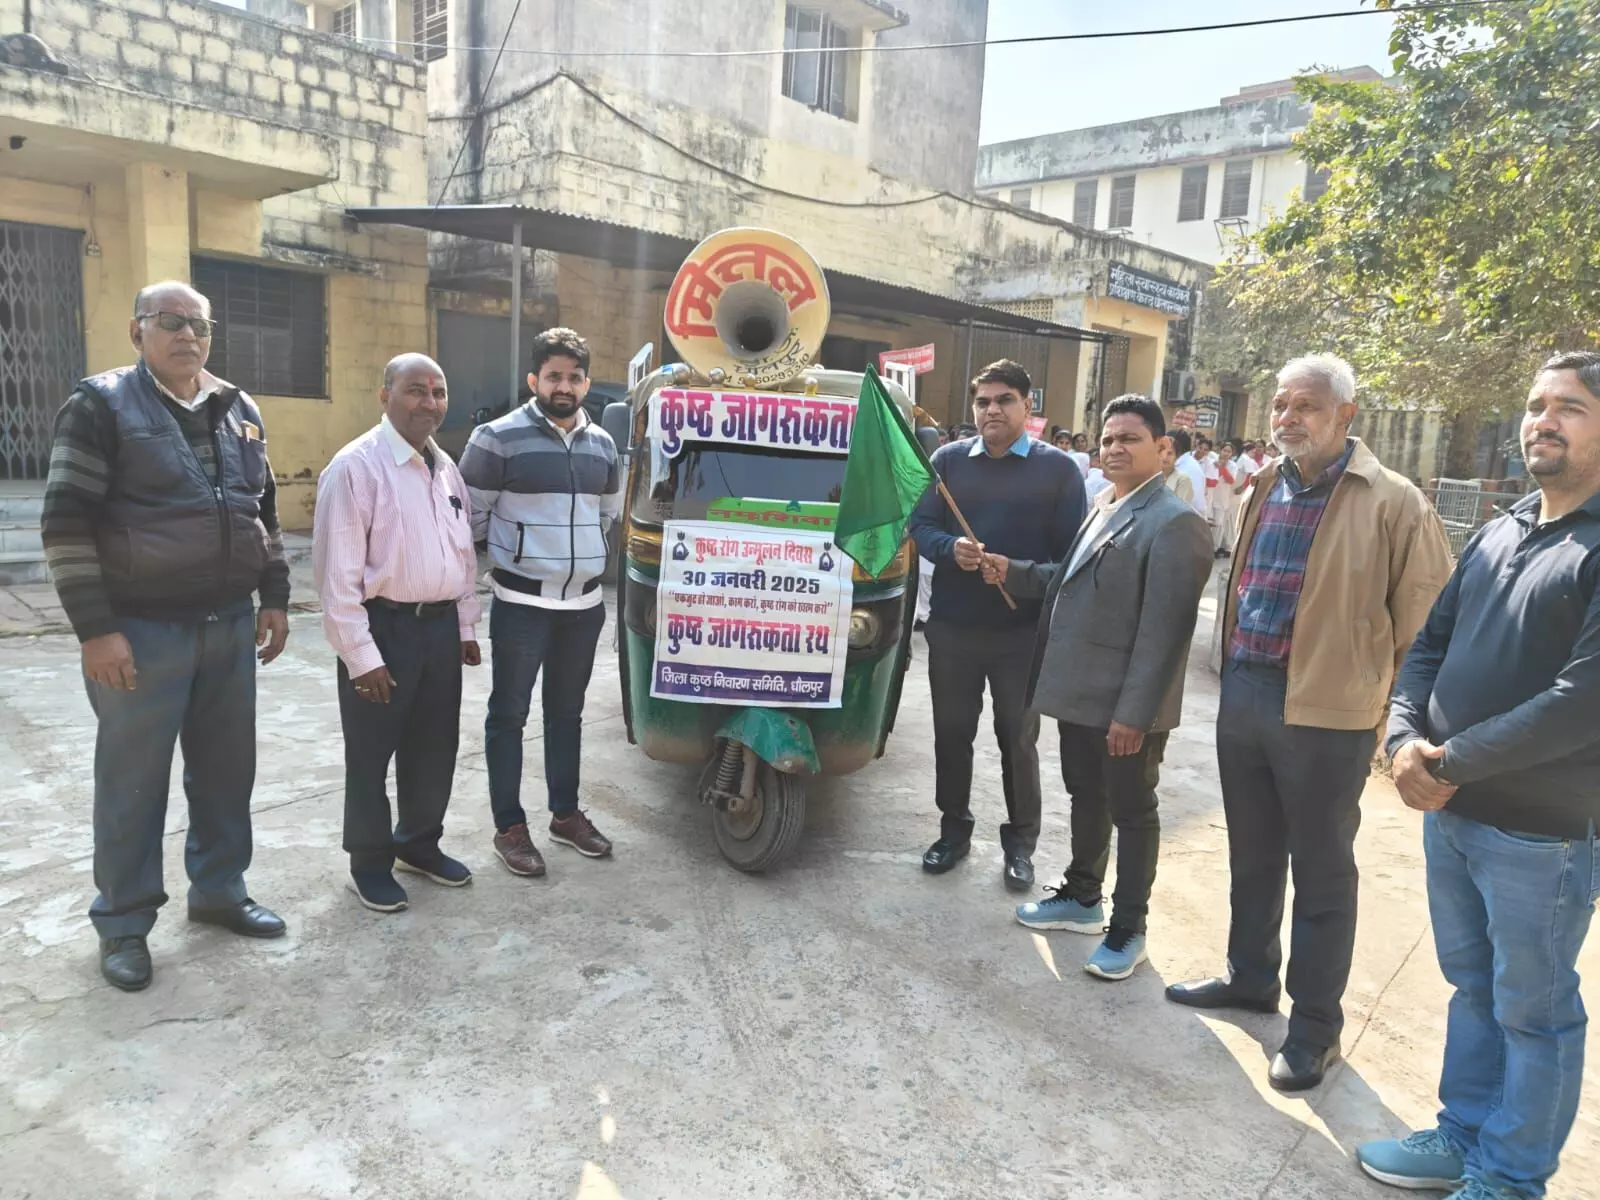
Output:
(1358, 352), (1600, 1200)
(40, 281), (290, 992)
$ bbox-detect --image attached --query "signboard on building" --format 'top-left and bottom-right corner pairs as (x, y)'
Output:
(651, 519), (852, 709)
(880, 344), (937, 375)
(1170, 408), (1198, 431)
(1029, 388), (1045, 415)
(1026, 416), (1048, 439)
(1193, 395), (1222, 430)
(1106, 263), (1192, 318)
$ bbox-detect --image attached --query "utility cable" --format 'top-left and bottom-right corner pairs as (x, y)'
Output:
(371, 1), (1504, 61)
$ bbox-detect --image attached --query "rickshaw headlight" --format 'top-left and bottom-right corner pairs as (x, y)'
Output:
(847, 608), (881, 649)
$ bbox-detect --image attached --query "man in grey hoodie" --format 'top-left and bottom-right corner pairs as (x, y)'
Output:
(459, 328), (622, 878)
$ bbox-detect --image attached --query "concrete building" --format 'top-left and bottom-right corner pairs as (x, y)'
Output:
(976, 69), (1383, 267)
(343, 0), (1208, 437)
(975, 69), (1385, 445)
(0, 0), (432, 566)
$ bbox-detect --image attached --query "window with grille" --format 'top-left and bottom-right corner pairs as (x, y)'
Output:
(1108, 175), (1136, 228)
(1073, 179), (1097, 227)
(1008, 187), (1032, 210)
(413, 0), (448, 62)
(782, 5), (854, 120)
(1219, 159), (1254, 219)
(1177, 164), (1208, 222)
(1303, 164), (1331, 203)
(330, 3), (358, 38)
(192, 257), (327, 399)
(992, 299), (1055, 322)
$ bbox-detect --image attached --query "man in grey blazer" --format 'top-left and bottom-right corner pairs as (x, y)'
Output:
(983, 395), (1213, 980)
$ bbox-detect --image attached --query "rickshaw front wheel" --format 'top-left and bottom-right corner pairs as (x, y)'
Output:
(710, 759), (807, 873)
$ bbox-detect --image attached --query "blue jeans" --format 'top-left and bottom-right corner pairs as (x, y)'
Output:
(1426, 808), (1600, 1197)
(86, 603), (258, 937)
(484, 599), (606, 831)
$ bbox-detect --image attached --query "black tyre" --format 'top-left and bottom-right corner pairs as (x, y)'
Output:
(709, 760), (806, 873)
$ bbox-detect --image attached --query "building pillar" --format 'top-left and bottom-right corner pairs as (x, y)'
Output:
(125, 162), (190, 288)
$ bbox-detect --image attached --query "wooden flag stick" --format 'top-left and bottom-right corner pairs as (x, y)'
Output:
(935, 478), (1017, 611)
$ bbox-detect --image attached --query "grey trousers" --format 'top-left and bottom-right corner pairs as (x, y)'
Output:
(86, 603), (257, 938)
(1218, 660), (1375, 1048)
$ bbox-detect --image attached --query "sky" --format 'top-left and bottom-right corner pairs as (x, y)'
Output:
(979, 0), (1399, 145)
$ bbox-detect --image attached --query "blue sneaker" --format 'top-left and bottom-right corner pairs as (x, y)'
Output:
(1084, 928), (1147, 980)
(1357, 1129), (1465, 1191)
(1014, 887), (1104, 933)
(396, 849), (473, 887)
(347, 867), (408, 913)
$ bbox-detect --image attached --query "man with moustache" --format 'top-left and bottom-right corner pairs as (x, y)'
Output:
(1167, 354), (1452, 1092)
(1358, 352), (1600, 1200)
(995, 395), (1213, 980)
(40, 281), (290, 990)
(909, 359), (1086, 890)
(459, 328), (623, 877)
(314, 354), (482, 913)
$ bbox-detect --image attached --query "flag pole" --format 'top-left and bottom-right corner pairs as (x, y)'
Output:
(935, 478), (1017, 611)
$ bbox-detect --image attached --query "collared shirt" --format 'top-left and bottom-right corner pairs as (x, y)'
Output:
(968, 432), (1033, 459)
(1230, 438), (1356, 667)
(146, 363), (224, 412)
(1066, 474), (1156, 577)
(313, 416), (481, 677)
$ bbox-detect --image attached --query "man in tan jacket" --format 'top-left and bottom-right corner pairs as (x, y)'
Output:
(1167, 354), (1452, 1092)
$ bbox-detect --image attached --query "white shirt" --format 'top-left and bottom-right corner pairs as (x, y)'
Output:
(1068, 450), (1091, 476)
(1082, 466), (1112, 500)
(1065, 477), (1152, 578)
(1174, 452), (1208, 517)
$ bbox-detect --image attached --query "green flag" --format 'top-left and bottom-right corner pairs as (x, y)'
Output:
(834, 366), (937, 578)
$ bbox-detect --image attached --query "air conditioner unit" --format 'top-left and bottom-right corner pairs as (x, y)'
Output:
(1167, 370), (1199, 405)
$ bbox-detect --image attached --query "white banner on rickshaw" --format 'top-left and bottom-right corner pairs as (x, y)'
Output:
(647, 387), (857, 459)
(650, 520), (853, 708)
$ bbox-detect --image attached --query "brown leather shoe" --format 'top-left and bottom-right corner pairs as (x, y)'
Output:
(549, 810), (613, 858)
(493, 823), (546, 877)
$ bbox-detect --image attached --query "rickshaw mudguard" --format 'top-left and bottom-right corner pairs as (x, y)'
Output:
(716, 708), (820, 776)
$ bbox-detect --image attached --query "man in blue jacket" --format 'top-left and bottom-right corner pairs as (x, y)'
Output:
(1359, 351), (1600, 1200)
(910, 360), (1086, 890)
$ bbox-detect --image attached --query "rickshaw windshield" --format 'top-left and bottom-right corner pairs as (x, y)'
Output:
(631, 441), (845, 526)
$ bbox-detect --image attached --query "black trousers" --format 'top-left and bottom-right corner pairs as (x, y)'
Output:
(925, 619), (1041, 856)
(1218, 660), (1375, 1048)
(338, 603), (463, 871)
(1059, 722), (1168, 936)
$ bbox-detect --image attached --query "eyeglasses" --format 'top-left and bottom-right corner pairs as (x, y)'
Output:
(137, 311), (217, 337)
(973, 395), (1020, 411)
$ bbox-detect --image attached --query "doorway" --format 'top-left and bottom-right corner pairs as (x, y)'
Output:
(0, 220), (86, 480)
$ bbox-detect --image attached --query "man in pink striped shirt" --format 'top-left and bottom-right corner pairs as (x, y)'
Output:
(313, 354), (483, 913)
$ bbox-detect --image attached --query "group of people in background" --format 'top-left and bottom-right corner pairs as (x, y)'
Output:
(38, 276), (1600, 1200)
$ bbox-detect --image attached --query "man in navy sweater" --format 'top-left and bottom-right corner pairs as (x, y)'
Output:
(910, 360), (1087, 890)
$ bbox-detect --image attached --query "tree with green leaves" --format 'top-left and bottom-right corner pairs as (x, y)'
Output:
(1195, 0), (1600, 470)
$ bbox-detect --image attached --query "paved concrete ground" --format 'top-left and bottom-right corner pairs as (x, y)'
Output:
(2, 586), (1596, 1200)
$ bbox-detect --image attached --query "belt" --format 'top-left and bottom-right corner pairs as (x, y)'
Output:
(366, 597), (457, 619)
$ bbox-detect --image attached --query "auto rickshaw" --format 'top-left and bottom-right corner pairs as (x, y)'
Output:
(600, 228), (933, 872)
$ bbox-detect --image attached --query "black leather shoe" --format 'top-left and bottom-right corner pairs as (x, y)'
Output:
(922, 838), (971, 874)
(1270, 1039), (1341, 1092)
(1164, 975), (1281, 1014)
(1003, 855), (1034, 892)
(187, 898), (287, 939)
(100, 935), (152, 992)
